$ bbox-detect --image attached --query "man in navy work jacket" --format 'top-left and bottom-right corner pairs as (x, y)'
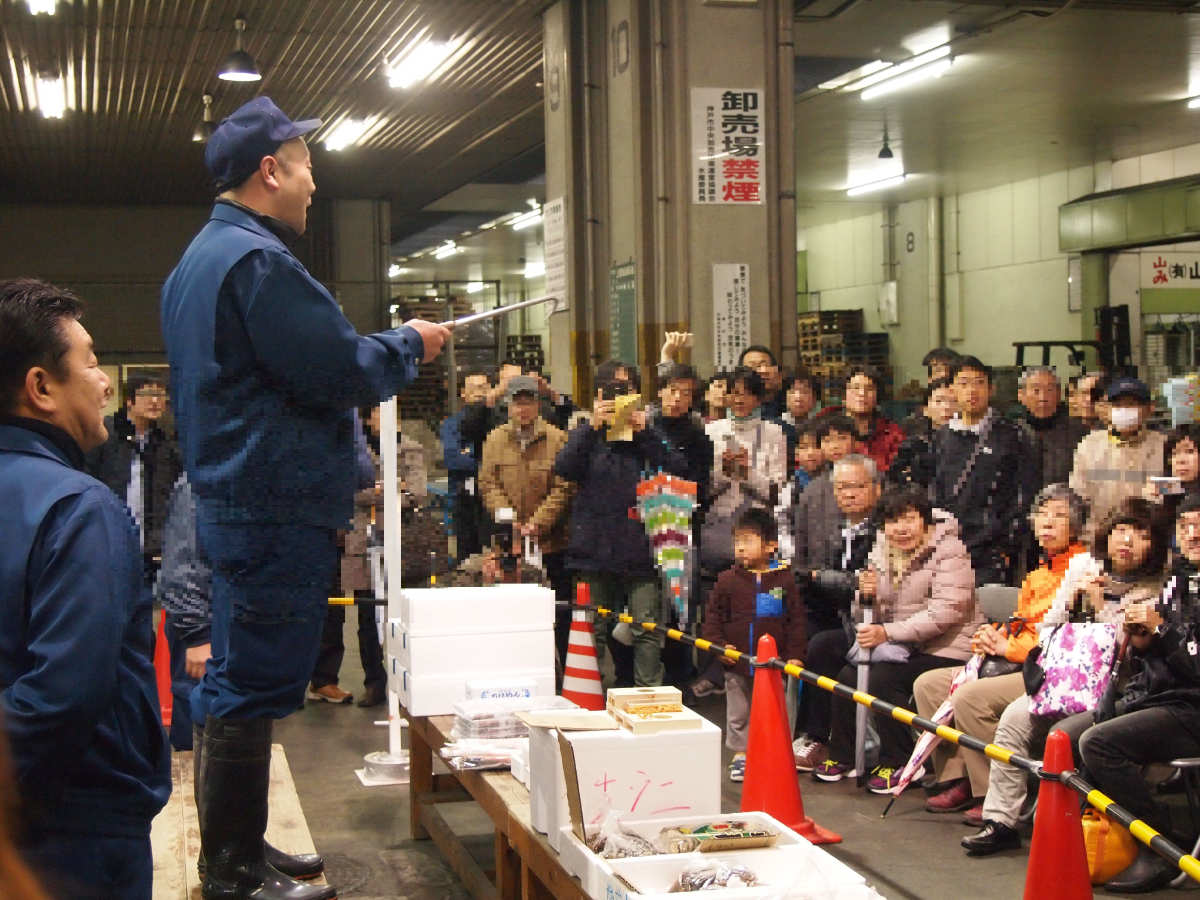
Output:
(161, 96), (449, 900)
(0, 278), (171, 899)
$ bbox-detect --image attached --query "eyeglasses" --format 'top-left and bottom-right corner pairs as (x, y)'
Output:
(135, 390), (167, 400)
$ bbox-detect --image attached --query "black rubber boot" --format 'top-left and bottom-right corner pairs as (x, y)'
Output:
(1103, 845), (1175, 894)
(195, 722), (324, 881)
(200, 716), (336, 900)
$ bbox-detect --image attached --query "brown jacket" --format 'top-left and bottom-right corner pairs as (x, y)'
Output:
(479, 418), (574, 554)
(860, 509), (981, 660)
(341, 436), (427, 595)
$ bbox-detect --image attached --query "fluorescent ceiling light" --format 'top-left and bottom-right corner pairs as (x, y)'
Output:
(324, 118), (375, 152)
(26, 0), (55, 13)
(861, 58), (953, 101)
(35, 76), (66, 119)
(841, 44), (950, 93)
(818, 59), (891, 91)
(846, 173), (907, 197)
(1188, 96), (1200, 110)
(387, 39), (459, 89)
(524, 260), (545, 279)
(388, 264), (411, 278)
(434, 242), (458, 260)
(388, 304), (399, 314)
(509, 208), (542, 231)
(465, 281), (484, 293)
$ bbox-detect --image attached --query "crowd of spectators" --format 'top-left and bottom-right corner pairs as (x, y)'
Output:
(426, 335), (1200, 893)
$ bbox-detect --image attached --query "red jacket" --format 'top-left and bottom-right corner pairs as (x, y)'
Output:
(702, 564), (807, 675)
(859, 414), (905, 474)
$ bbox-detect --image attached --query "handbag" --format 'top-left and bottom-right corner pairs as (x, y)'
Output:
(1082, 808), (1138, 884)
(979, 616), (1029, 679)
(978, 655), (1022, 679)
(1027, 622), (1120, 717)
(846, 641), (912, 665)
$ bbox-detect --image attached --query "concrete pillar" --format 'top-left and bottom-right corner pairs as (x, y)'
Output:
(543, 0), (796, 399)
(329, 199), (391, 333)
(1080, 251), (1109, 370)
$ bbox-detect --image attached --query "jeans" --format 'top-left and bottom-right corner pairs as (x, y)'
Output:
(24, 830), (151, 900)
(1080, 706), (1200, 837)
(191, 522), (336, 721)
(581, 572), (663, 688)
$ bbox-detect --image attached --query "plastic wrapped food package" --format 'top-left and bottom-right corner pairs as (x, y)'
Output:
(671, 861), (759, 892)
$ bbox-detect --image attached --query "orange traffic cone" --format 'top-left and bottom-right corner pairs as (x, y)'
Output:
(1024, 729), (1092, 900)
(561, 582), (604, 711)
(741, 634), (840, 844)
(154, 611), (173, 728)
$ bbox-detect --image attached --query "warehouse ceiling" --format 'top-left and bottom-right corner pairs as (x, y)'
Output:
(10, 0), (1200, 276)
(792, 1), (1200, 221)
(0, 0), (546, 242)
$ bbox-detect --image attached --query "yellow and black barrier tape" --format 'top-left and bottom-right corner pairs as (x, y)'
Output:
(588, 602), (1199, 885)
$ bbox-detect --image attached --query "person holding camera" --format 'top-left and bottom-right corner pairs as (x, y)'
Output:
(554, 361), (687, 687)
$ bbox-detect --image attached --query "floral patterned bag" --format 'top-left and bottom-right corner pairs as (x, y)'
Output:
(1027, 622), (1120, 718)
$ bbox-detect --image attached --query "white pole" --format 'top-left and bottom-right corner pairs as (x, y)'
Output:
(380, 396), (403, 757)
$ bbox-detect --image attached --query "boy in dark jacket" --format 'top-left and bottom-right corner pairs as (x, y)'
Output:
(703, 507), (806, 781)
(554, 362), (688, 688)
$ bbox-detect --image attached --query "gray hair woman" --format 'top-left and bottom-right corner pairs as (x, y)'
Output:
(915, 484), (1096, 831)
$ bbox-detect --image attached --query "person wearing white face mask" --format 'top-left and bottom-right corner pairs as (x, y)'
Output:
(1070, 377), (1165, 543)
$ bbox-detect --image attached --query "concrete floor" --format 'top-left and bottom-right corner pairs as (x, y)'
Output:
(272, 620), (1185, 899)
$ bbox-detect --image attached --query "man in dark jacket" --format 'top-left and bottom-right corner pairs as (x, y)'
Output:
(440, 370), (491, 560)
(554, 363), (687, 688)
(791, 454), (882, 771)
(0, 278), (170, 899)
(931, 357), (1039, 586)
(649, 363), (712, 513)
(161, 97), (447, 900)
(1011, 366), (1088, 489)
(648, 362), (713, 686)
(86, 372), (182, 580)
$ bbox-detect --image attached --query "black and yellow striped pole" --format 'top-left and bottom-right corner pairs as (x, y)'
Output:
(589, 603), (1200, 885)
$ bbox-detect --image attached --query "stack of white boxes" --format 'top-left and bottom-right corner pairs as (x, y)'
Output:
(389, 584), (556, 716)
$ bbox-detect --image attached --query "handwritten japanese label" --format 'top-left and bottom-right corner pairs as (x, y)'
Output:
(713, 263), (751, 370)
(691, 88), (764, 205)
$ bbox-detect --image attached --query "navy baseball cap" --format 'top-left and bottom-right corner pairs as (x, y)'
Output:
(204, 96), (321, 191)
(1105, 376), (1151, 403)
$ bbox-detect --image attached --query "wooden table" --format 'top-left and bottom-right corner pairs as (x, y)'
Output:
(405, 711), (589, 900)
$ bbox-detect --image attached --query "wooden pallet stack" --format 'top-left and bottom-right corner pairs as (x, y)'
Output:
(796, 309), (892, 400)
(504, 334), (545, 373)
(393, 295), (476, 427)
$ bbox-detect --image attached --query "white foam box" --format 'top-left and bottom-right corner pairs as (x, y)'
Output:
(398, 584), (554, 632)
(545, 720), (720, 855)
(395, 624), (554, 675)
(557, 811), (809, 899)
(391, 658), (554, 717)
(602, 846), (881, 899)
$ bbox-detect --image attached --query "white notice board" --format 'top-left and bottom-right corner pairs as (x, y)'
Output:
(542, 197), (568, 313)
(713, 263), (751, 371)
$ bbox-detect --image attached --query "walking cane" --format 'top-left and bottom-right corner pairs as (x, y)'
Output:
(855, 588), (873, 788)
